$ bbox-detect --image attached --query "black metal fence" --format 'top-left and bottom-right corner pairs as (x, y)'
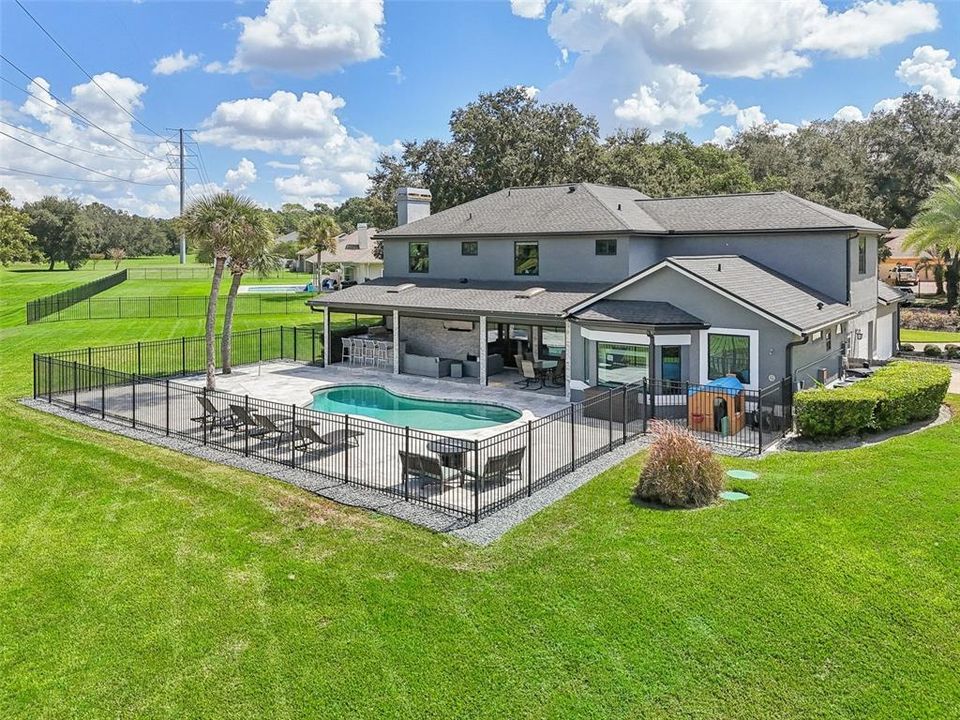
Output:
(26, 270), (127, 324)
(126, 267), (212, 280)
(31, 292), (314, 322)
(31, 336), (793, 523)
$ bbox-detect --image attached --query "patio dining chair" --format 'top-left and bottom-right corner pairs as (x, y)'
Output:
(398, 450), (463, 489)
(515, 360), (543, 390)
(190, 396), (234, 429)
(340, 337), (354, 366)
(464, 447), (526, 488)
(550, 358), (566, 387)
(294, 423), (364, 452)
(228, 404), (268, 437)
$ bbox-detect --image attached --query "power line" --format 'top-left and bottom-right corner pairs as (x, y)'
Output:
(0, 129), (168, 186)
(0, 58), (157, 160)
(0, 164), (149, 184)
(14, 0), (165, 141)
(0, 119), (143, 161)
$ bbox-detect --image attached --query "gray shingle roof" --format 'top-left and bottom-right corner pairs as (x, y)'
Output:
(665, 256), (856, 332)
(573, 300), (706, 327)
(377, 183), (659, 237)
(638, 192), (886, 234)
(309, 278), (604, 318)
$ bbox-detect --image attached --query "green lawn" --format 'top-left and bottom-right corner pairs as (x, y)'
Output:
(901, 329), (960, 343)
(1, 264), (959, 717)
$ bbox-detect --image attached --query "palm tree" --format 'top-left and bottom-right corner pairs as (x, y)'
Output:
(915, 248), (948, 296)
(179, 193), (267, 390)
(905, 174), (960, 311)
(221, 235), (279, 374)
(299, 214), (340, 287)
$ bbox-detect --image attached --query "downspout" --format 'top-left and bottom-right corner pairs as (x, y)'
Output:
(785, 334), (810, 387)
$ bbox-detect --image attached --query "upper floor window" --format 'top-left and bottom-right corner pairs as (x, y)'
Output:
(461, 241), (478, 256)
(408, 242), (429, 273)
(858, 237), (867, 275)
(514, 241), (539, 276)
(595, 238), (617, 256)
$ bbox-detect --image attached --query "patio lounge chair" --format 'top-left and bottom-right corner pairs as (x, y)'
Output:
(253, 413), (295, 447)
(398, 450), (463, 488)
(464, 447), (526, 487)
(293, 423), (364, 452)
(191, 396), (235, 428)
(228, 404), (268, 437)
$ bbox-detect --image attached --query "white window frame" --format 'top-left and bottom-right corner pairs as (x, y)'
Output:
(699, 328), (760, 391)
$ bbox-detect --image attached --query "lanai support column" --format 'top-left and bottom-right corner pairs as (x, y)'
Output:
(393, 309), (400, 375)
(322, 309), (331, 365)
(564, 319), (572, 401)
(479, 315), (488, 386)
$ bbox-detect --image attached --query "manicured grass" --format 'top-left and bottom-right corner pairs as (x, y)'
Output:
(1, 267), (959, 717)
(901, 329), (960, 343)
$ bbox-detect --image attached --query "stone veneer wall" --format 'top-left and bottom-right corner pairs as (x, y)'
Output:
(400, 317), (479, 359)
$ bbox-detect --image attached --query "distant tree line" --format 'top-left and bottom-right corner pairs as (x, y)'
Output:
(367, 88), (960, 231)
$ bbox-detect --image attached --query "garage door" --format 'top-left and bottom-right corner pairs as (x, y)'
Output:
(874, 313), (894, 360)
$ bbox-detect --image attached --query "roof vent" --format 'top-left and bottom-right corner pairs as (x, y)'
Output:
(717, 263), (722, 272)
(817, 301), (824, 310)
(459, 277), (468, 284)
(387, 283), (416, 294)
(567, 185), (576, 193)
(515, 287), (546, 299)
(467, 212), (472, 220)
(617, 203), (622, 210)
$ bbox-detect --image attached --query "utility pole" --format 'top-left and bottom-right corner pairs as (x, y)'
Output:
(166, 128), (197, 265)
(178, 128), (185, 264)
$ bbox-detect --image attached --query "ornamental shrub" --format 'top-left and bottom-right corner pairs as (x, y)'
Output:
(635, 421), (724, 508)
(924, 344), (943, 357)
(794, 386), (884, 438)
(945, 344), (960, 359)
(859, 361), (951, 430)
(900, 343), (915, 352)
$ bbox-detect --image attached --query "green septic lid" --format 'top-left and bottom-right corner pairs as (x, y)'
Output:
(720, 490), (750, 501)
(726, 469), (759, 481)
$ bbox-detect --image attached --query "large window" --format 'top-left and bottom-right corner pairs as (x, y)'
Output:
(858, 237), (867, 275)
(461, 241), (478, 256)
(597, 343), (648, 386)
(595, 238), (617, 256)
(707, 333), (751, 384)
(514, 241), (539, 276)
(408, 242), (429, 273)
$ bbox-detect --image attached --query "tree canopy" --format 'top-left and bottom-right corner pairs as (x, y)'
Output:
(0, 188), (37, 266)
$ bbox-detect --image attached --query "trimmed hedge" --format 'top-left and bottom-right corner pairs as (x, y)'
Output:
(795, 386), (885, 438)
(795, 361), (950, 438)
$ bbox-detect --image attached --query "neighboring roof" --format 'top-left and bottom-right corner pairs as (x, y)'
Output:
(881, 228), (930, 259)
(878, 283), (906, 304)
(568, 255), (856, 334)
(295, 227), (383, 266)
(376, 183), (659, 237)
(637, 192), (886, 234)
(572, 300), (706, 328)
(376, 184), (886, 239)
(308, 277), (604, 318)
(276, 230), (300, 245)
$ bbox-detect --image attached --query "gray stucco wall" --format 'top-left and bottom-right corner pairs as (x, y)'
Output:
(398, 317), (480, 359)
(849, 234), (880, 311)
(383, 235), (632, 283)
(657, 230), (852, 301)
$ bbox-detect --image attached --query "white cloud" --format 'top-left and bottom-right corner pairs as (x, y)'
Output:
(613, 65), (711, 131)
(833, 105), (866, 122)
(873, 96), (904, 114)
(517, 84), (540, 99)
(224, 158), (257, 190)
(195, 89), (389, 205)
(511, 0), (548, 19)
(799, 0), (939, 57)
(708, 125), (735, 146)
(896, 45), (960, 101)
(0, 73), (180, 217)
(152, 50), (201, 76)
(207, 0), (384, 75)
(706, 101), (798, 144)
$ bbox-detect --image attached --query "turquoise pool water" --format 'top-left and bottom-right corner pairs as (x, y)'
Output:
(310, 385), (521, 431)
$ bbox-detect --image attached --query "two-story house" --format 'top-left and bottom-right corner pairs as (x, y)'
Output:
(309, 184), (899, 401)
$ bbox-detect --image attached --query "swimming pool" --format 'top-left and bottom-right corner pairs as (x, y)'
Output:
(239, 284), (311, 294)
(310, 385), (522, 431)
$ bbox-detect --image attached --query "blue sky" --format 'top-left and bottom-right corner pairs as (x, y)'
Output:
(1, 0), (958, 217)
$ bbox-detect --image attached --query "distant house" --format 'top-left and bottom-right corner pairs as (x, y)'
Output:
(291, 224), (383, 283)
(881, 228), (934, 282)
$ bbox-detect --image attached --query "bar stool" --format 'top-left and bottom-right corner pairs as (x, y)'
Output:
(362, 339), (378, 367)
(375, 341), (391, 369)
(340, 337), (354, 365)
